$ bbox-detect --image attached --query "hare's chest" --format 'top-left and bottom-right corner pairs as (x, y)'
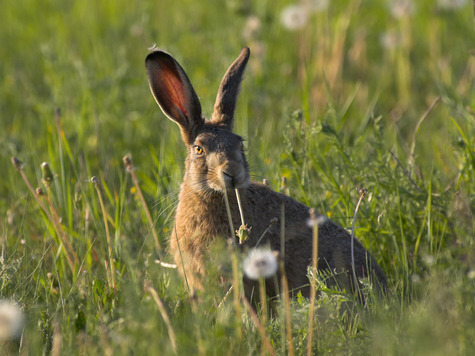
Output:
(175, 197), (232, 242)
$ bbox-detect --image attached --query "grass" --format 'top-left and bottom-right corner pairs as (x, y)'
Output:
(1, 0), (474, 354)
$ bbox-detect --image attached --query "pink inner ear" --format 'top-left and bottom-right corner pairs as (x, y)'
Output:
(158, 63), (190, 122)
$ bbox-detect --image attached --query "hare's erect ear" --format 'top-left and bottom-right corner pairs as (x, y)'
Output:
(211, 47), (250, 131)
(145, 50), (203, 145)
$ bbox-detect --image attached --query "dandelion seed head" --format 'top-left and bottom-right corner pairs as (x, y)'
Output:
(411, 273), (421, 283)
(243, 15), (260, 40)
(380, 30), (401, 50)
(388, 0), (415, 19)
(280, 5), (309, 31)
(309, 0), (329, 13)
(422, 254), (435, 267)
(0, 300), (24, 341)
(307, 215), (327, 228)
(243, 248), (278, 280)
(437, 0), (467, 9)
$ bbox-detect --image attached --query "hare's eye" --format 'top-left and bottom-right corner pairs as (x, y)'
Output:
(194, 145), (204, 155)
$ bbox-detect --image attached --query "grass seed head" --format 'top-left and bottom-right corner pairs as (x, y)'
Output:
(11, 157), (23, 171)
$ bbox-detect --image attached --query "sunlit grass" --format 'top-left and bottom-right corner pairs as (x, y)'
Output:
(1, 0), (474, 354)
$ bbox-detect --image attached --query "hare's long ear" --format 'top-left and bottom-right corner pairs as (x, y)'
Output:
(145, 50), (203, 145)
(211, 47), (250, 131)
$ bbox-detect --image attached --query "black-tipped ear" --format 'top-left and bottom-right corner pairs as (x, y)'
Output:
(211, 47), (250, 131)
(145, 50), (204, 145)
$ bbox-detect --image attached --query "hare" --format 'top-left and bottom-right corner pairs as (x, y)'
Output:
(145, 47), (387, 301)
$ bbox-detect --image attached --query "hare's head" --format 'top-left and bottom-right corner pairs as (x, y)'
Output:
(145, 48), (251, 194)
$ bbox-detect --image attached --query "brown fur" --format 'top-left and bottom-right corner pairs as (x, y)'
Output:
(145, 47), (387, 301)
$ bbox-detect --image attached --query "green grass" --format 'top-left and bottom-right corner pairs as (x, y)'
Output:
(1, 0), (474, 354)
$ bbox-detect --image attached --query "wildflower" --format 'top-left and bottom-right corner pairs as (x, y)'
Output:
(243, 248), (278, 280)
(437, 0), (467, 9)
(0, 300), (24, 341)
(280, 4), (309, 31)
(388, 0), (415, 19)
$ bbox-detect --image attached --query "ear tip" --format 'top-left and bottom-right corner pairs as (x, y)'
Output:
(145, 48), (172, 65)
(241, 47), (251, 57)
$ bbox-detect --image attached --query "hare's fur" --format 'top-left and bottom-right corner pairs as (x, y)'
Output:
(145, 47), (387, 300)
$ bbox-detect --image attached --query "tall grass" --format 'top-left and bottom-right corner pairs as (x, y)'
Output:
(1, 0), (474, 354)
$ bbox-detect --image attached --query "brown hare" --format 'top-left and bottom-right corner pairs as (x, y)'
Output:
(145, 47), (387, 301)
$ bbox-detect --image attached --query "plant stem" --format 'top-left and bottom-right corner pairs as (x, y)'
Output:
(123, 155), (163, 259)
(144, 281), (177, 354)
(223, 186), (235, 243)
(12, 158), (76, 273)
(307, 208), (319, 356)
(351, 188), (367, 299)
(243, 297), (275, 356)
(92, 176), (116, 290)
(281, 261), (295, 356)
(235, 188), (246, 225)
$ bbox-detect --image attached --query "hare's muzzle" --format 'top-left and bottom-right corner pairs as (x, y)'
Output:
(221, 167), (247, 190)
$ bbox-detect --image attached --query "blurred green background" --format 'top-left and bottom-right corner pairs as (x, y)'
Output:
(0, 0), (474, 354)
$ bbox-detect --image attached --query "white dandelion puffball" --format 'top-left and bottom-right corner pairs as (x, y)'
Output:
(307, 215), (327, 228)
(380, 30), (401, 50)
(437, 0), (467, 9)
(309, 0), (329, 13)
(388, 0), (415, 19)
(243, 248), (278, 280)
(280, 5), (309, 31)
(0, 300), (24, 340)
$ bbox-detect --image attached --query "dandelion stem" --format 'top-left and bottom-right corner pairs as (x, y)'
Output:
(223, 186), (235, 244)
(259, 277), (267, 334)
(235, 188), (246, 226)
(243, 297), (275, 356)
(280, 261), (295, 356)
(91, 176), (116, 290)
(280, 204), (285, 258)
(232, 252), (243, 341)
(144, 281), (177, 353)
(280, 177), (290, 196)
(307, 208), (319, 356)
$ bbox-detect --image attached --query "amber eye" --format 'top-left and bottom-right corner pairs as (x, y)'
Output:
(194, 145), (204, 155)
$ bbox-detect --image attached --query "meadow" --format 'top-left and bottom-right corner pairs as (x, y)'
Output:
(1, 0), (474, 354)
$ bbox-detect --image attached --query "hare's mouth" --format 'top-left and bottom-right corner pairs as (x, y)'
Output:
(221, 171), (248, 190)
